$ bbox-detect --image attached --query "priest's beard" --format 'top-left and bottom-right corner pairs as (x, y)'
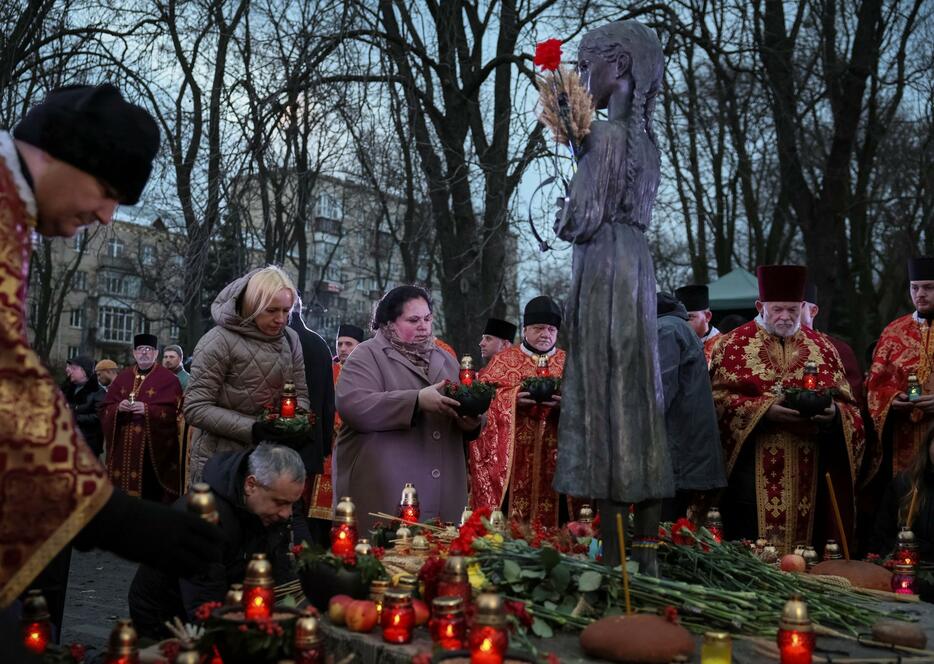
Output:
(762, 317), (800, 338)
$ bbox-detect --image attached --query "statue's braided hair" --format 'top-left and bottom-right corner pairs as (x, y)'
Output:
(580, 21), (664, 224)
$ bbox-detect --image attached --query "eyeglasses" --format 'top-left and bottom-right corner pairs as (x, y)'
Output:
(135, 346), (156, 353)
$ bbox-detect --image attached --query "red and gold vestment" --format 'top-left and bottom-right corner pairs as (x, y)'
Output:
(469, 346), (567, 527)
(101, 364), (182, 497)
(0, 135), (111, 606)
(867, 314), (934, 476)
(710, 320), (865, 551)
(306, 361), (341, 519)
(703, 332), (722, 366)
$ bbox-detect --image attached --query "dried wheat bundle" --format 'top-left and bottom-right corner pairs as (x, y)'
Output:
(536, 67), (594, 149)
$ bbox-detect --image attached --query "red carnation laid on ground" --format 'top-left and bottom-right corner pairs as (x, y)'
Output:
(534, 38), (562, 71)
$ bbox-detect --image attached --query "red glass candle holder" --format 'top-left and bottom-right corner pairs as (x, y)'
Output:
(295, 612), (325, 664)
(330, 522), (357, 557)
(802, 361), (818, 391)
(244, 585), (274, 620)
(892, 564), (917, 595)
(535, 355), (550, 378)
(399, 504), (420, 524)
(469, 624), (509, 664)
(459, 369), (475, 387)
(280, 397), (296, 418)
(381, 589), (415, 644)
(777, 628), (815, 664)
(430, 596), (466, 650)
(21, 621), (50, 655)
(437, 556), (472, 608)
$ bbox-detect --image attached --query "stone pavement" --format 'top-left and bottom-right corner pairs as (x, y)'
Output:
(61, 549), (137, 652)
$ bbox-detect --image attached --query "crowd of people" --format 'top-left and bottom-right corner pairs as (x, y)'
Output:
(3, 82), (933, 660)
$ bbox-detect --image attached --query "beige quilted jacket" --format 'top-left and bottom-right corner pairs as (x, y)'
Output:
(185, 270), (309, 485)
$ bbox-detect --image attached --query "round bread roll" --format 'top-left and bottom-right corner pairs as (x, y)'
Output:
(872, 619), (927, 649)
(810, 559), (893, 591)
(580, 614), (695, 663)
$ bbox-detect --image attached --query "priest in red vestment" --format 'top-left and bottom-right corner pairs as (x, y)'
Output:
(469, 296), (570, 527)
(307, 323), (364, 520)
(0, 85), (220, 633)
(867, 257), (934, 477)
(711, 265), (865, 552)
(101, 334), (183, 501)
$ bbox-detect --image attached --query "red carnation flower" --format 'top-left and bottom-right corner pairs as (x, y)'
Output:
(546, 654), (561, 664)
(194, 601), (223, 622)
(663, 605), (680, 624)
(160, 640), (181, 662)
(534, 38), (562, 71)
(505, 600), (534, 629)
(671, 517), (696, 546)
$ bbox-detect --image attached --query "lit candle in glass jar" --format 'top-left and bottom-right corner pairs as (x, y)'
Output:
(381, 588), (415, 644)
(896, 527), (919, 567)
(892, 564), (917, 595)
(803, 361), (818, 391)
(398, 482), (420, 524)
(469, 593), (508, 664)
(776, 595), (815, 664)
(242, 553), (274, 620)
(459, 355), (476, 387)
(437, 556), (472, 608)
(294, 612), (325, 664)
(20, 590), (50, 655)
(700, 631), (732, 664)
(104, 619), (140, 664)
(330, 496), (358, 557)
(430, 596), (466, 650)
(279, 382), (297, 418)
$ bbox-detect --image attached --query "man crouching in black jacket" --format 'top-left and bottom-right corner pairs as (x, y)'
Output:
(128, 443), (311, 638)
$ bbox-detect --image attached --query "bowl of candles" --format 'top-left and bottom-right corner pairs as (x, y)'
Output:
(443, 381), (498, 418)
(781, 388), (834, 418)
(520, 376), (562, 404)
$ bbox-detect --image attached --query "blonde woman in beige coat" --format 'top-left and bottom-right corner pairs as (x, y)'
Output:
(334, 285), (481, 531)
(185, 266), (310, 486)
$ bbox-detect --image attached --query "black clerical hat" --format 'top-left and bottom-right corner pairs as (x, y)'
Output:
(337, 324), (365, 343)
(803, 281), (818, 304)
(13, 84), (159, 204)
(133, 333), (158, 349)
(908, 256), (934, 281)
(674, 284), (709, 311)
(756, 265), (807, 302)
(483, 318), (517, 342)
(523, 296), (562, 329)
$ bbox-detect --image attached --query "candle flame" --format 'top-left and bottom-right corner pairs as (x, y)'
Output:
(393, 614), (400, 626)
(27, 630), (42, 643)
(445, 625), (454, 637)
(253, 596), (264, 607)
(480, 638), (493, 652)
(790, 632), (801, 647)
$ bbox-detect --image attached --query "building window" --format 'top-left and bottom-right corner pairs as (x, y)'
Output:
(73, 271), (87, 291)
(69, 308), (84, 329)
(141, 244), (156, 266)
(73, 231), (87, 252)
(139, 316), (152, 334)
(101, 272), (129, 296)
(97, 306), (134, 343)
(107, 237), (125, 258)
(168, 322), (180, 339)
(316, 193), (343, 220)
(67, 346), (80, 359)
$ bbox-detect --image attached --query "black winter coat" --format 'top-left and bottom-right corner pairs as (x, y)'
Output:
(128, 450), (311, 639)
(289, 316), (336, 469)
(656, 293), (727, 491)
(62, 378), (105, 455)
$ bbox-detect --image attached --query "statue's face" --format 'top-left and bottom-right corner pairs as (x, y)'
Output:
(577, 46), (615, 110)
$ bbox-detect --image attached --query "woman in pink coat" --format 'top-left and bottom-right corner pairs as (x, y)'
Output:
(334, 286), (480, 530)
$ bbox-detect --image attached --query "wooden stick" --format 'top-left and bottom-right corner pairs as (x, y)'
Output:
(616, 512), (632, 615)
(906, 486), (919, 528)
(824, 472), (850, 560)
(367, 512), (446, 532)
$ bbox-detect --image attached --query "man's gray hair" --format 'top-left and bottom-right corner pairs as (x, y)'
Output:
(164, 344), (184, 358)
(247, 444), (306, 485)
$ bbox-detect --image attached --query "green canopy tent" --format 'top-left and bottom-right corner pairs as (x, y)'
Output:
(708, 268), (758, 310)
